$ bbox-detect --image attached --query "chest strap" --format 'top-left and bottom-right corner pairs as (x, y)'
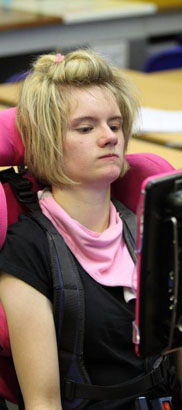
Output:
(63, 356), (169, 400)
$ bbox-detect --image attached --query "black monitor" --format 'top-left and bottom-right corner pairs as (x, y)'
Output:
(134, 170), (182, 357)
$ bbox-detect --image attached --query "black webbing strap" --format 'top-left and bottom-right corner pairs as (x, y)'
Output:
(112, 199), (137, 264)
(48, 227), (86, 356)
(0, 168), (39, 211)
(30, 211), (90, 383)
(63, 356), (169, 400)
(0, 398), (8, 410)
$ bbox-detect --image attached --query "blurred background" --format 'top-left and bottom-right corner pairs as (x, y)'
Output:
(0, 0), (182, 83)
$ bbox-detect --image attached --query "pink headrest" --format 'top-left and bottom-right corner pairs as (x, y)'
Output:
(0, 183), (7, 249)
(112, 152), (174, 213)
(0, 302), (10, 356)
(0, 107), (24, 166)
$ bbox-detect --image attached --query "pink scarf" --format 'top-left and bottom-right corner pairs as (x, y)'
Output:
(38, 189), (136, 289)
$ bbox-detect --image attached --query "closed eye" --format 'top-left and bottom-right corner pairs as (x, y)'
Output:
(110, 125), (120, 131)
(109, 122), (123, 132)
(77, 126), (93, 134)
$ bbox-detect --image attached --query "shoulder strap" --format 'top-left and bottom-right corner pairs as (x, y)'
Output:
(112, 199), (137, 263)
(29, 210), (90, 409)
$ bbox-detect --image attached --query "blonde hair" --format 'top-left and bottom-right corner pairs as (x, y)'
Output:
(16, 49), (138, 186)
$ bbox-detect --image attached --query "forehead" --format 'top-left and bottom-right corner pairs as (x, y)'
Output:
(68, 85), (120, 117)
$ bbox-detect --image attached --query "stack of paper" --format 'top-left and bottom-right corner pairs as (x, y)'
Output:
(135, 107), (182, 134)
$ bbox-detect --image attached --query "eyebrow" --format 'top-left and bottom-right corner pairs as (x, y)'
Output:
(69, 115), (123, 128)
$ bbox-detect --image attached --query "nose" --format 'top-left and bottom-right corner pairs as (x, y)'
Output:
(98, 125), (118, 147)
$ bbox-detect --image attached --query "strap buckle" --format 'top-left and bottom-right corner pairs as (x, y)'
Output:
(63, 379), (76, 400)
(151, 356), (169, 387)
(4, 171), (38, 205)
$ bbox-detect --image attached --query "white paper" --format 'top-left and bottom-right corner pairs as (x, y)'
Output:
(135, 107), (182, 134)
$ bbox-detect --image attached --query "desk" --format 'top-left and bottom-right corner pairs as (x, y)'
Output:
(0, 103), (9, 110)
(145, 0), (182, 9)
(122, 69), (182, 148)
(128, 138), (182, 169)
(0, 2), (182, 72)
(0, 81), (22, 106)
(123, 69), (182, 110)
(126, 69), (182, 168)
(146, 68), (182, 84)
(0, 7), (62, 31)
(0, 68), (182, 109)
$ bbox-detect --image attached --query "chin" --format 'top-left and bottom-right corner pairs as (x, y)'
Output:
(99, 171), (121, 186)
(107, 168), (122, 183)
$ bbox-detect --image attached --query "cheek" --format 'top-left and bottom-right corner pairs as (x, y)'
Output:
(122, 134), (126, 149)
(64, 141), (87, 167)
(64, 140), (78, 157)
(118, 136), (125, 152)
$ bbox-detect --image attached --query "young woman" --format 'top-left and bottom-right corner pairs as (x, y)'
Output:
(0, 49), (172, 410)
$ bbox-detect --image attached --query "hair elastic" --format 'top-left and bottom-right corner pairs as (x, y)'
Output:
(55, 53), (65, 63)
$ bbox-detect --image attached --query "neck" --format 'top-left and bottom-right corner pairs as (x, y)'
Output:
(52, 184), (111, 233)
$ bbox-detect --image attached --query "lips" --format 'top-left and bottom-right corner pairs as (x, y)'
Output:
(99, 153), (119, 159)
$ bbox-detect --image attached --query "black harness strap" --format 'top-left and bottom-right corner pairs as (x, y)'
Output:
(0, 398), (8, 410)
(30, 210), (91, 409)
(63, 356), (169, 400)
(30, 211), (90, 385)
(112, 198), (137, 264)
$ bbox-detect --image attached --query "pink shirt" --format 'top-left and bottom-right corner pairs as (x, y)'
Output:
(39, 189), (136, 291)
